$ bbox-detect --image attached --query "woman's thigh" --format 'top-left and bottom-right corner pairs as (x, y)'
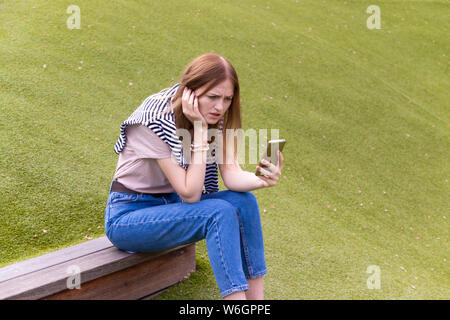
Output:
(200, 190), (259, 212)
(200, 190), (262, 233)
(106, 197), (238, 253)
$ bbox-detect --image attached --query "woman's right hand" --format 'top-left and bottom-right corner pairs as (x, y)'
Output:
(182, 87), (207, 128)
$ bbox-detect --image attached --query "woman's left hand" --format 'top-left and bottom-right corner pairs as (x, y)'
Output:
(256, 150), (284, 188)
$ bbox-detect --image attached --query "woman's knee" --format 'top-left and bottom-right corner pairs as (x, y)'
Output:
(224, 191), (259, 209)
(204, 199), (239, 228)
(240, 191), (258, 206)
(229, 192), (262, 226)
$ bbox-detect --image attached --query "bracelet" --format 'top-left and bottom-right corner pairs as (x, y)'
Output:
(190, 143), (209, 149)
(191, 143), (210, 152)
(191, 143), (208, 147)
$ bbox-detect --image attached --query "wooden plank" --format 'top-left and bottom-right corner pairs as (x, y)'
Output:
(42, 244), (196, 300)
(0, 243), (192, 300)
(0, 237), (113, 283)
(140, 287), (170, 300)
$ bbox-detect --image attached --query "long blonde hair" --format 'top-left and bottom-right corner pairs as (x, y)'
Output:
(162, 52), (242, 163)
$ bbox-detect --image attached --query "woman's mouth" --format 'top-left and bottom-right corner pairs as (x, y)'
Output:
(209, 113), (221, 118)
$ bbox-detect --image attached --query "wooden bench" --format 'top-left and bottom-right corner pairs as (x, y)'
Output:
(0, 237), (196, 300)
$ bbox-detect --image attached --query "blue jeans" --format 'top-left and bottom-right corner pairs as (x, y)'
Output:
(104, 180), (267, 298)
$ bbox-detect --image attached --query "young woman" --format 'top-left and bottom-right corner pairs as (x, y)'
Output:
(105, 53), (284, 300)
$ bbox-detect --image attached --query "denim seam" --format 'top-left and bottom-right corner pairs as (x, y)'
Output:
(110, 214), (218, 227)
(108, 194), (139, 207)
(109, 201), (138, 208)
(236, 209), (253, 277)
(211, 218), (237, 291)
(247, 269), (268, 279)
(220, 284), (249, 298)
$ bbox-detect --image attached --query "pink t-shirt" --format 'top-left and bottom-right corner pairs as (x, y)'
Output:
(113, 124), (176, 193)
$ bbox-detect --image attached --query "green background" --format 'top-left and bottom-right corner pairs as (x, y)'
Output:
(0, 0), (448, 299)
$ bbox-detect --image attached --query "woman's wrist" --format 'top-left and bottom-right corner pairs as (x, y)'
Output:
(191, 143), (209, 152)
(193, 126), (208, 145)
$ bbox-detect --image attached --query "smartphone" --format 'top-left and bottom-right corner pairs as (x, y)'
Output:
(255, 139), (286, 176)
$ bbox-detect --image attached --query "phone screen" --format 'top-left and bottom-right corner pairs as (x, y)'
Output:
(255, 139), (286, 176)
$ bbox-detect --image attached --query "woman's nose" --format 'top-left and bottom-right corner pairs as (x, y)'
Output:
(215, 100), (224, 111)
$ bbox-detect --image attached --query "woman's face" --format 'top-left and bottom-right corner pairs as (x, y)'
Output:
(194, 78), (234, 125)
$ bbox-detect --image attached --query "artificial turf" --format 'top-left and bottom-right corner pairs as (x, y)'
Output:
(0, 0), (448, 299)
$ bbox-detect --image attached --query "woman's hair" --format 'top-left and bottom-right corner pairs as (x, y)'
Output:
(162, 52), (242, 163)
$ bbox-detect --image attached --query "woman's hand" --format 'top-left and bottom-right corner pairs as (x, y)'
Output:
(256, 150), (284, 188)
(182, 87), (207, 128)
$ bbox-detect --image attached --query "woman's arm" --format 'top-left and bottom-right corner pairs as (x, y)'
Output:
(219, 163), (266, 192)
(157, 88), (209, 203)
(219, 152), (284, 192)
(218, 131), (284, 192)
(157, 124), (208, 203)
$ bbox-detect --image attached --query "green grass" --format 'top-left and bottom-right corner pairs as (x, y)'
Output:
(0, 0), (449, 299)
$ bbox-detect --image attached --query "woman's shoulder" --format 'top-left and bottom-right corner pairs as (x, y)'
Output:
(145, 83), (181, 101)
(128, 124), (164, 140)
(126, 125), (172, 158)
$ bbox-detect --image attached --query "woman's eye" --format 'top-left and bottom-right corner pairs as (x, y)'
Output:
(208, 96), (232, 101)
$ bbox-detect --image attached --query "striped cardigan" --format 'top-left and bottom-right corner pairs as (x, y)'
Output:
(114, 83), (221, 194)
